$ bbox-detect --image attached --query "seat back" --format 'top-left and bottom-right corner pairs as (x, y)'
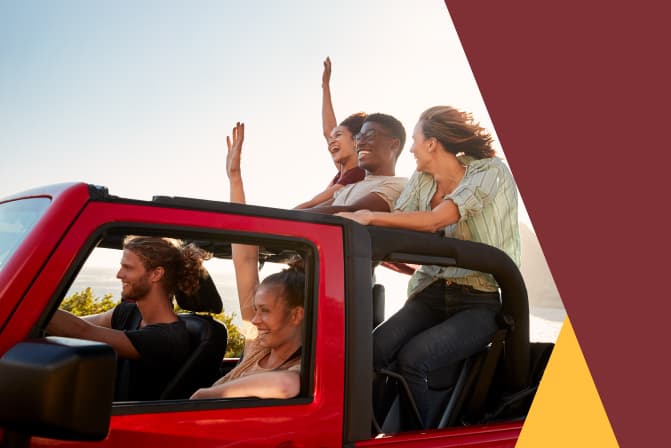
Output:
(160, 313), (228, 399)
(472, 341), (554, 425)
(372, 283), (385, 329)
(437, 327), (507, 427)
(374, 325), (509, 432)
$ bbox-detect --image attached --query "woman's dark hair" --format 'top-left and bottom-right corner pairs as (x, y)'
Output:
(419, 106), (495, 159)
(123, 236), (212, 298)
(339, 112), (367, 137)
(260, 267), (305, 309)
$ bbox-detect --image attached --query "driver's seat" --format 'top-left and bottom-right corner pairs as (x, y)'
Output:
(160, 273), (228, 399)
(160, 313), (228, 399)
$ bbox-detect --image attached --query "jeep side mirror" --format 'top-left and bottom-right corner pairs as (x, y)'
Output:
(0, 337), (116, 447)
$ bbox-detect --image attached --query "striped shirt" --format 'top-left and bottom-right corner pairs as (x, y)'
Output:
(396, 155), (520, 298)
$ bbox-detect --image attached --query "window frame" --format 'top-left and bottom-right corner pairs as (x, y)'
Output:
(40, 221), (319, 415)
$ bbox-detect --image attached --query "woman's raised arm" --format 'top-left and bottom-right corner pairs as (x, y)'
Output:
(225, 122), (259, 324)
(321, 57), (337, 140)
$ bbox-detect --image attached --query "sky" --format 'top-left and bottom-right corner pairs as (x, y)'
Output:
(0, 0), (562, 341)
(0, 0), (532, 226)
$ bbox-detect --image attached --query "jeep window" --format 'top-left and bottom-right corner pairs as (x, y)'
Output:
(55, 230), (314, 410)
(0, 197), (51, 272)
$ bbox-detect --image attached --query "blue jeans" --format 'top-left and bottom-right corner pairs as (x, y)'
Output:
(373, 280), (501, 428)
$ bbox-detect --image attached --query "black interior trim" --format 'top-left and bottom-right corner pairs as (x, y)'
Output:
(367, 226), (529, 391)
(341, 222), (374, 443)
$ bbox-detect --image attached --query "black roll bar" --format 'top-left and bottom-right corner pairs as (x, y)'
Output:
(366, 226), (529, 391)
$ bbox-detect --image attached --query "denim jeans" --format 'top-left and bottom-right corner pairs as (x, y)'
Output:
(373, 280), (501, 428)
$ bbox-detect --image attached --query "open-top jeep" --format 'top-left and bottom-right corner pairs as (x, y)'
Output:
(0, 182), (551, 447)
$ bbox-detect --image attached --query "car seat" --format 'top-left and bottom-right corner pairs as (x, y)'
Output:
(160, 272), (228, 399)
(372, 283), (385, 329)
(374, 323), (509, 432)
(160, 313), (228, 399)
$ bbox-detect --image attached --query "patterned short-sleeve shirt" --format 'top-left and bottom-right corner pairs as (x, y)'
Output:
(395, 155), (520, 297)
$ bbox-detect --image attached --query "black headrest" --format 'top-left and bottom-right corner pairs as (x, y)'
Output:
(180, 313), (228, 344)
(175, 272), (223, 314)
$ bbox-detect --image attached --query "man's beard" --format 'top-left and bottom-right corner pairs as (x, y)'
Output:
(121, 274), (152, 301)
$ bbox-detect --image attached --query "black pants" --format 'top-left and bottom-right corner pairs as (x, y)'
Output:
(373, 280), (501, 428)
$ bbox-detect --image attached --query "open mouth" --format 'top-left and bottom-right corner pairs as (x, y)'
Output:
(357, 150), (371, 159)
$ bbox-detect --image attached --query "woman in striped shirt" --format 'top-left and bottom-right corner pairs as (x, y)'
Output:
(338, 106), (520, 429)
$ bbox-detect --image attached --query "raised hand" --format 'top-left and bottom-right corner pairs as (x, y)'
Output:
(321, 57), (337, 139)
(322, 57), (332, 88)
(226, 122), (245, 180)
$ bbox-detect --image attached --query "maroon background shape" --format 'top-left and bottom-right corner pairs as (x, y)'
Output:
(444, 0), (670, 446)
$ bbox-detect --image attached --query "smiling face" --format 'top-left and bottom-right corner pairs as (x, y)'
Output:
(250, 284), (303, 349)
(355, 121), (399, 174)
(409, 120), (433, 173)
(328, 125), (357, 165)
(116, 249), (154, 301)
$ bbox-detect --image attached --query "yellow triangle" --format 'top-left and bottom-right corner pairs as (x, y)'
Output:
(516, 317), (619, 447)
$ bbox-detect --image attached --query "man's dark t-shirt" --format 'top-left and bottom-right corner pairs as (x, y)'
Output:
(111, 302), (190, 401)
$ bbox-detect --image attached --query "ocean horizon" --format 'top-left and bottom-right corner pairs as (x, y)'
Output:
(67, 266), (244, 325)
(67, 266), (564, 342)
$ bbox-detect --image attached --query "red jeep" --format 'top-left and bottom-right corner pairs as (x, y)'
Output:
(0, 182), (551, 447)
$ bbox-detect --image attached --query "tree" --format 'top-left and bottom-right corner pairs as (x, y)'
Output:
(60, 287), (118, 316)
(173, 304), (245, 358)
(214, 311), (245, 358)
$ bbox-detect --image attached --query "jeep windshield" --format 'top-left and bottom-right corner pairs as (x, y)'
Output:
(0, 197), (51, 272)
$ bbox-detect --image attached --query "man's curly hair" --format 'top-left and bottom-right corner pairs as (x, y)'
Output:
(123, 236), (212, 298)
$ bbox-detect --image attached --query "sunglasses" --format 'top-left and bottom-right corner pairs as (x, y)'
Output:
(354, 129), (393, 144)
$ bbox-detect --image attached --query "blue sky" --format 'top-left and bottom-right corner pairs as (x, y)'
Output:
(1, 0), (530, 224)
(2, 1), (562, 333)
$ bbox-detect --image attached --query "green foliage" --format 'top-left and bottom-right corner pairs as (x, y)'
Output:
(60, 287), (118, 316)
(213, 311), (245, 358)
(174, 304), (245, 358)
